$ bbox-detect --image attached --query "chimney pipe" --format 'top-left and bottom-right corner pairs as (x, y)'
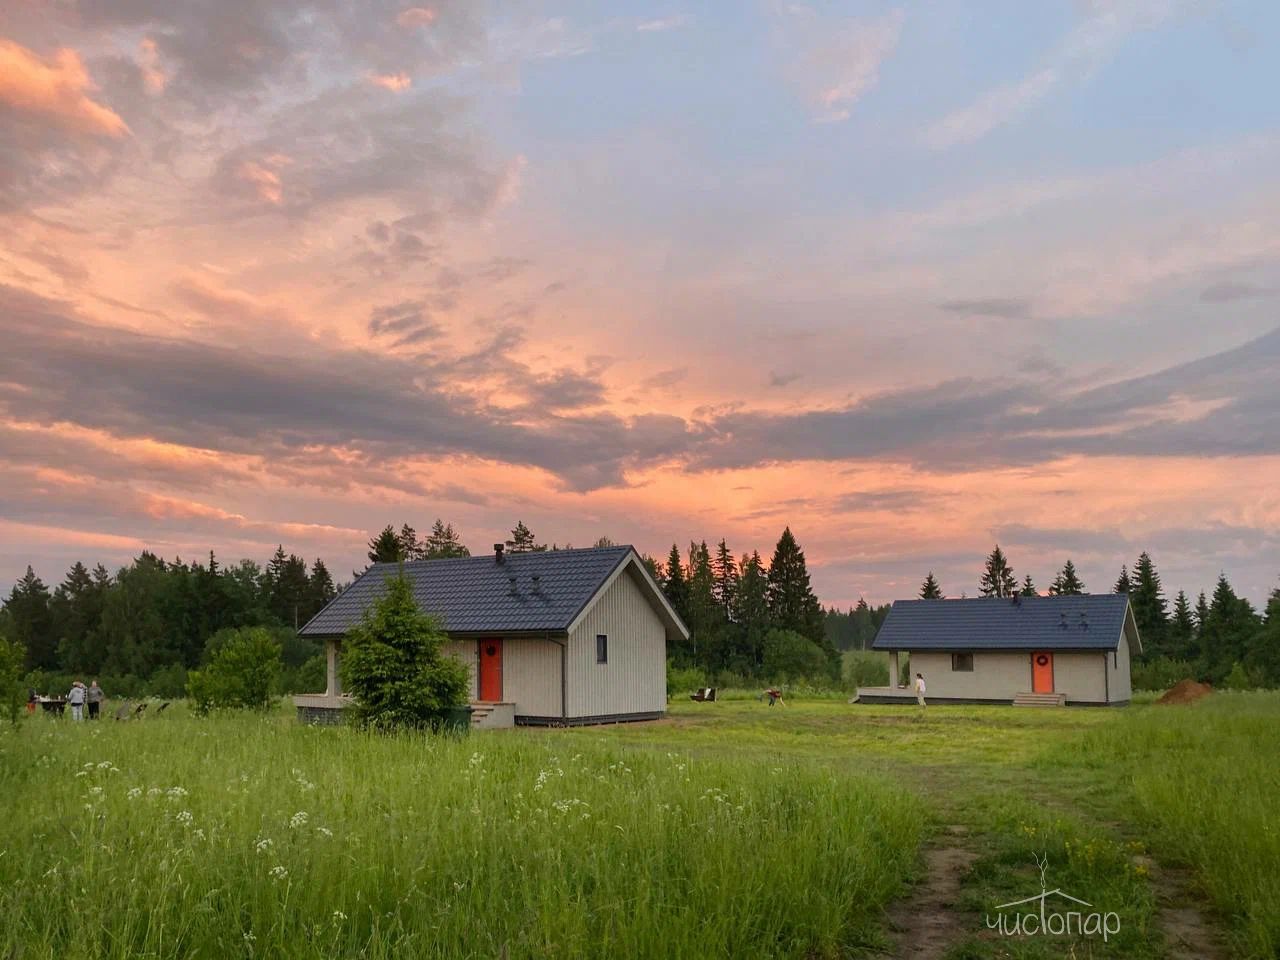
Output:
(494, 543), (505, 564)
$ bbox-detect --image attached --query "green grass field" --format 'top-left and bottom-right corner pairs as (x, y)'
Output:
(1, 693), (1277, 959)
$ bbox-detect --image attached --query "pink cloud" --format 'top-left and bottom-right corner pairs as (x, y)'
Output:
(368, 72), (412, 92)
(235, 154), (292, 205)
(0, 38), (128, 137)
(138, 38), (167, 95)
(396, 7), (437, 29)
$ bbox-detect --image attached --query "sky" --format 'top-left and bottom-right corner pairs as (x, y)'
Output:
(1, 0), (1278, 607)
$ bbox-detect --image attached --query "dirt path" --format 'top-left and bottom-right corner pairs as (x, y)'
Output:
(1133, 854), (1227, 960)
(878, 826), (978, 959)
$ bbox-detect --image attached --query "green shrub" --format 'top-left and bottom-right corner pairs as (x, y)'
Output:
(186, 627), (282, 713)
(147, 663), (189, 700)
(666, 662), (707, 697)
(1130, 656), (1195, 692)
(762, 628), (835, 684)
(0, 635), (24, 727)
(282, 654), (327, 694)
(843, 650), (890, 688)
(340, 571), (469, 731)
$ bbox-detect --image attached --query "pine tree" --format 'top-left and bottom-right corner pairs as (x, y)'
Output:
(1113, 565), (1132, 594)
(506, 521), (544, 552)
(398, 524), (423, 561)
(851, 598), (875, 651)
(425, 520), (470, 559)
(1129, 552), (1167, 655)
(1194, 591), (1210, 633)
(712, 539), (739, 618)
(919, 572), (943, 600)
(1048, 559), (1085, 595)
(686, 541), (719, 663)
(978, 545), (1017, 598)
(593, 536), (616, 548)
(368, 525), (402, 564)
(1199, 573), (1259, 682)
(1020, 573), (1038, 597)
(766, 528), (828, 647)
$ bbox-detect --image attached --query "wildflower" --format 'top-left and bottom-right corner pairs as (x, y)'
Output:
(192, 829), (206, 841)
(97, 761), (113, 770)
(289, 811), (309, 829)
(166, 786), (188, 800)
(315, 826), (334, 838)
(75, 771), (89, 778)
(468, 752), (483, 768)
(269, 865), (289, 882)
(126, 787), (142, 800)
(88, 785), (104, 796)
(175, 810), (194, 826)
(332, 910), (347, 923)
(243, 932), (256, 943)
(147, 787), (162, 797)
(255, 837), (273, 853)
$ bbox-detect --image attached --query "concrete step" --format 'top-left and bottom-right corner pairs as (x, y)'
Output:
(1013, 691), (1066, 707)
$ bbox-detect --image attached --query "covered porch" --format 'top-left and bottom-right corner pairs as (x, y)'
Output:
(853, 649), (915, 704)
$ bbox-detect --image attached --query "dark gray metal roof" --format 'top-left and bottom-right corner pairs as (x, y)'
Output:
(873, 594), (1138, 652)
(300, 546), (686, 639)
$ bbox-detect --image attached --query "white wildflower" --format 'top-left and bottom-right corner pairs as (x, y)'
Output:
(75, 771), (88, 778)
(97, 761), (113, 770)
(175, 810), (194, 826)
(315, 826), (334, 838)
(147, 787), (162, 797)
(289, 811), (309, 829)
(88, 785), (103, 796)
(269, 865), (289, 881)
(255, 837), (273, 853)
(166, 786), (188, 800)
(126, 787), (142, 800)
(332, 910), (347, 922)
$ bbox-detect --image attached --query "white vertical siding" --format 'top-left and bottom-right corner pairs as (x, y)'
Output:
(503, 638), (562, 717)
(910, 651), (1028, 699)
(908, 650), (1106, 701)
(566, 567), (666, 718)
(1107, 632), (1132, 702)
(1053, 652), (1107, 703)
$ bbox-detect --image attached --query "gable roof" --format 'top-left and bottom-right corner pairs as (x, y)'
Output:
(872, 594), (1140, 652)
(300, 545), (689, 640)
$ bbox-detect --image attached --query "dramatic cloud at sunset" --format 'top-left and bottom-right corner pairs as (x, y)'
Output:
(2, 1), (1278, 605)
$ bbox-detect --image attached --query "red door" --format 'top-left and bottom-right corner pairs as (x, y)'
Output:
(1031, 652), (1054, 693)
(479, 639), (503, 701)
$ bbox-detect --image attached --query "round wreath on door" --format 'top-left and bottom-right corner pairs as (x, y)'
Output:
(1036, 654), (1050, 666)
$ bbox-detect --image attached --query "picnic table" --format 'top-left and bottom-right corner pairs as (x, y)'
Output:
(37, 697), (68, 716)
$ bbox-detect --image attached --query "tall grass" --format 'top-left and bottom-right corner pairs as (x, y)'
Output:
(0, 708), (924, 959)
(1066, 693), (1280, 958)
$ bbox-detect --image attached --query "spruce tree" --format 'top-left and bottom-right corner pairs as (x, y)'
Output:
(661, 544), (690, 643)
(1020, 573), (1038, 597)
(1169, 590), (1195, 660)
(368, 526), (403, 564)
(308, 559), (337, 620)
(1194, 591), (1210, 634)
(1113, 565), (1132, 594)
(736, 552), (769, 668)
(686, 541), (719, 663)
(1129, 552), (1167, 654)
(5, 567), (55, 671)
(765, 528), (828, 647)
(712, 540), (739, 618)
(1048, 559), (1085, 595)
(919, 572), (943, 599)
(978, 545), (1017, 598)
(1200, 574), (1259, 682)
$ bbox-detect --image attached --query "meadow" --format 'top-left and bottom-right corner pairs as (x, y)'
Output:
(1, 692), (1277, 959)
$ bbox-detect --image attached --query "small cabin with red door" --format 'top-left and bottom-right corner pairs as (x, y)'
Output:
(856, 594), (1141, 706)
(293, 545), (688, 728)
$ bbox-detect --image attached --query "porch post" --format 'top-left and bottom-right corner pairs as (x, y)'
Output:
(326, 640), (340, 697)
(890, 650), (900, 688)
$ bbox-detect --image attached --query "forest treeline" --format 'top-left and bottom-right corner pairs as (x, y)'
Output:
(3, 524), (1277, 695)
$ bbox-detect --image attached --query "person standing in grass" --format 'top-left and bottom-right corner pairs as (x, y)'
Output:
(67, 681), (86, 722)
(914, 673), (926, 709)
(87, 681), (105, 720)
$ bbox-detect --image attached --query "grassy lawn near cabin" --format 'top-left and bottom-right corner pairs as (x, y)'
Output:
(1, 692), (1276, 959)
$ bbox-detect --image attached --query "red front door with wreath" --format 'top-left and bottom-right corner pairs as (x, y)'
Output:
(1031, 652), (1054, 693)
(479, 639), (503, 701)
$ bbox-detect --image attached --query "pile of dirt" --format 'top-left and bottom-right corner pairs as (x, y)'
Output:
(1157, 679), (1213, 705)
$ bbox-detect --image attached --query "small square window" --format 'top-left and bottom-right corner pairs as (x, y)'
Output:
(951, 653), (974, 672)
(596, 634), (608, 664)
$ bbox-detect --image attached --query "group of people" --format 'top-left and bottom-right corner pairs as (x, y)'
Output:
(27, 680), (106, 720)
